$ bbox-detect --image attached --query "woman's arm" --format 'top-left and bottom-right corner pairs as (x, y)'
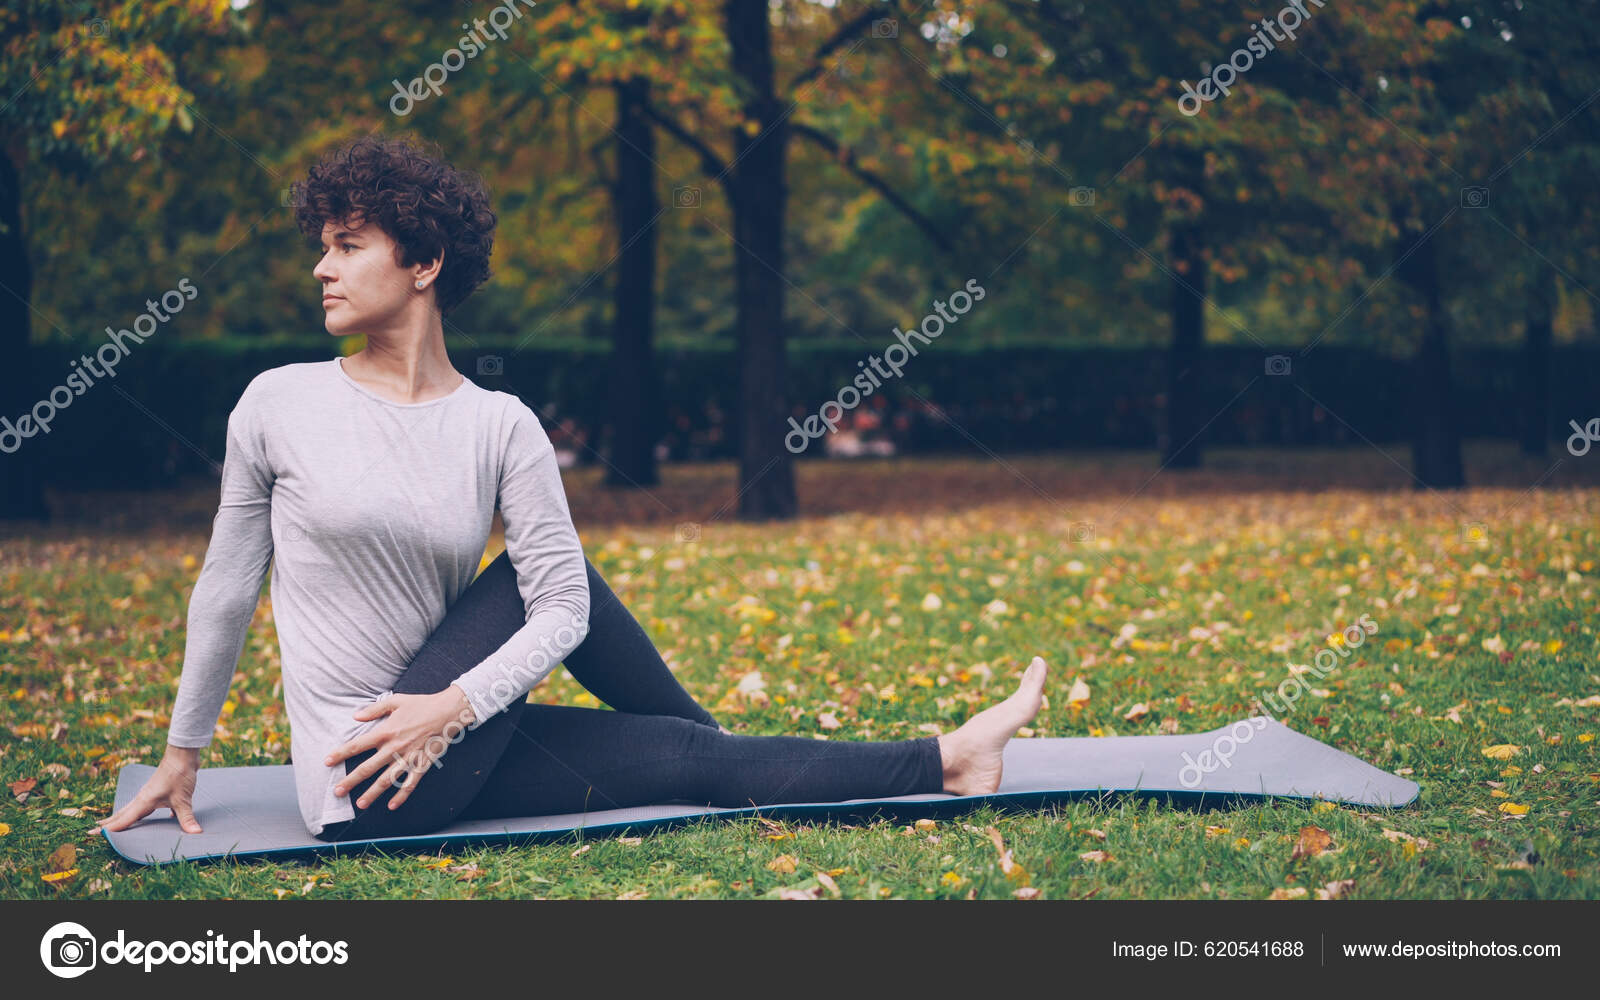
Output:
(164, 378), (276, 750)
(449, 398), (590, 725)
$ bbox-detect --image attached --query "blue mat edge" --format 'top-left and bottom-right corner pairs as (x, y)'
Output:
(107, 763), (1422, 866)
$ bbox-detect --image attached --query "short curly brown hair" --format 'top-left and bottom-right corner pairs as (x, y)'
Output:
(290, 133), (496, 316)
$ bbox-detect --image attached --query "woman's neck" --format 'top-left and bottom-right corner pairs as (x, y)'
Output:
(341, 331), (462, 405)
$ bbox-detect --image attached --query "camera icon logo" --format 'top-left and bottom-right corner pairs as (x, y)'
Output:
(476, 355), (503, 376)
(40, 921), (97, 978)
(1069, 186), (1095, 207)
(871, 18), (898, 38)
(1265, 354), (1292, 376)
(1460, 185), (1489, 208)
(673, 186), (701, 208)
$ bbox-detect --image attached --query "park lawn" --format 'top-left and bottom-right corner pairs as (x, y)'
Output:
(1, 462), (1597, 899)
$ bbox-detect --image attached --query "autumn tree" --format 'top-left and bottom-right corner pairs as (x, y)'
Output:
(0, 1), (237, 521)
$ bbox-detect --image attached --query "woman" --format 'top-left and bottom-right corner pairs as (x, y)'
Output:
(93, 135), (1048, 845)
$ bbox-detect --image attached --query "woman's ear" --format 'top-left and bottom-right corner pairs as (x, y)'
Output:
(415, 249), (445, 290)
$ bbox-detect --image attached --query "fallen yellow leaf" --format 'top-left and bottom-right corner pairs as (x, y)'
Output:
(1290, 825), (1334, 860)
(985, 825), (1031, 886)
(1067, 676), (1091, 708)
(814, 871), (841, 897)
(1482, 744), (1519, 760)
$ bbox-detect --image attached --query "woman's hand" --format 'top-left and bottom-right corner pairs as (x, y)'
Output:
(92, 745), (203, 835)
(323, 686), (478, 811)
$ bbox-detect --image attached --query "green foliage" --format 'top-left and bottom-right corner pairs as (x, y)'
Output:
(12, 1), (1599, 353)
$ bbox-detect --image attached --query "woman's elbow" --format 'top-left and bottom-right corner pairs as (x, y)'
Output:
(567, 580), (591, 634)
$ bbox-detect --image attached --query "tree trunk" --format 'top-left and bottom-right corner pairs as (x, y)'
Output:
(1394, 204), (1464, 489)
(725, 0), (796, 520)
(1163, 217), (1207, 469)
(1519, 261), (1555, 456)
(0, 143), (49, 522)
(604, 76), (661, 488)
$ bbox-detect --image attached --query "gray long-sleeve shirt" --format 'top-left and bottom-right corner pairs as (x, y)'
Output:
(165, 358), (590, 835)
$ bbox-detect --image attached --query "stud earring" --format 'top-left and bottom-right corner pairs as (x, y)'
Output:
(415, 280), (425, 288)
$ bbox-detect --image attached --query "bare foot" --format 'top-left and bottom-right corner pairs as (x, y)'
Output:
(937, 656), (1047, 796)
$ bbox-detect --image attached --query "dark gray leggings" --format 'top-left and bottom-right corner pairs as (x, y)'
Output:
(312, 552), (943, 841)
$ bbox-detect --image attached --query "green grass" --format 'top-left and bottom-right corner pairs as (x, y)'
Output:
(2, 449), (1598, 898)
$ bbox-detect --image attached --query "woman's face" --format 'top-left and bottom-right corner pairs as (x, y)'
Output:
(312, 216), (430, 336)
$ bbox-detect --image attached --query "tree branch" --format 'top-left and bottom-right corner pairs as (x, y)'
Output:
(638, 99), (736, 203)
(789, 121), (955, 255)
(787, 2), (896, 94)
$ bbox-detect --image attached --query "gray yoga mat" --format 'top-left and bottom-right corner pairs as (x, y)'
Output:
(103, 715), (1419, 865)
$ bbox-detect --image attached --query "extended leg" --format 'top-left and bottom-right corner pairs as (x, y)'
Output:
(458, 703), (945, 821)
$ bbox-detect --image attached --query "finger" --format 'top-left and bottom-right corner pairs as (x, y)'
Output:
(336, 746), (400, 798)
(352, 695), (394, 720)
(386, 756), (426, 809)
(173, 797), (203, 834)
(358, 753), (415, 810)
(93, 801), (126, 832)
(98, 795), (152, 833)
(325, 725), (389, 767)
(93, 806), (123, 834)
